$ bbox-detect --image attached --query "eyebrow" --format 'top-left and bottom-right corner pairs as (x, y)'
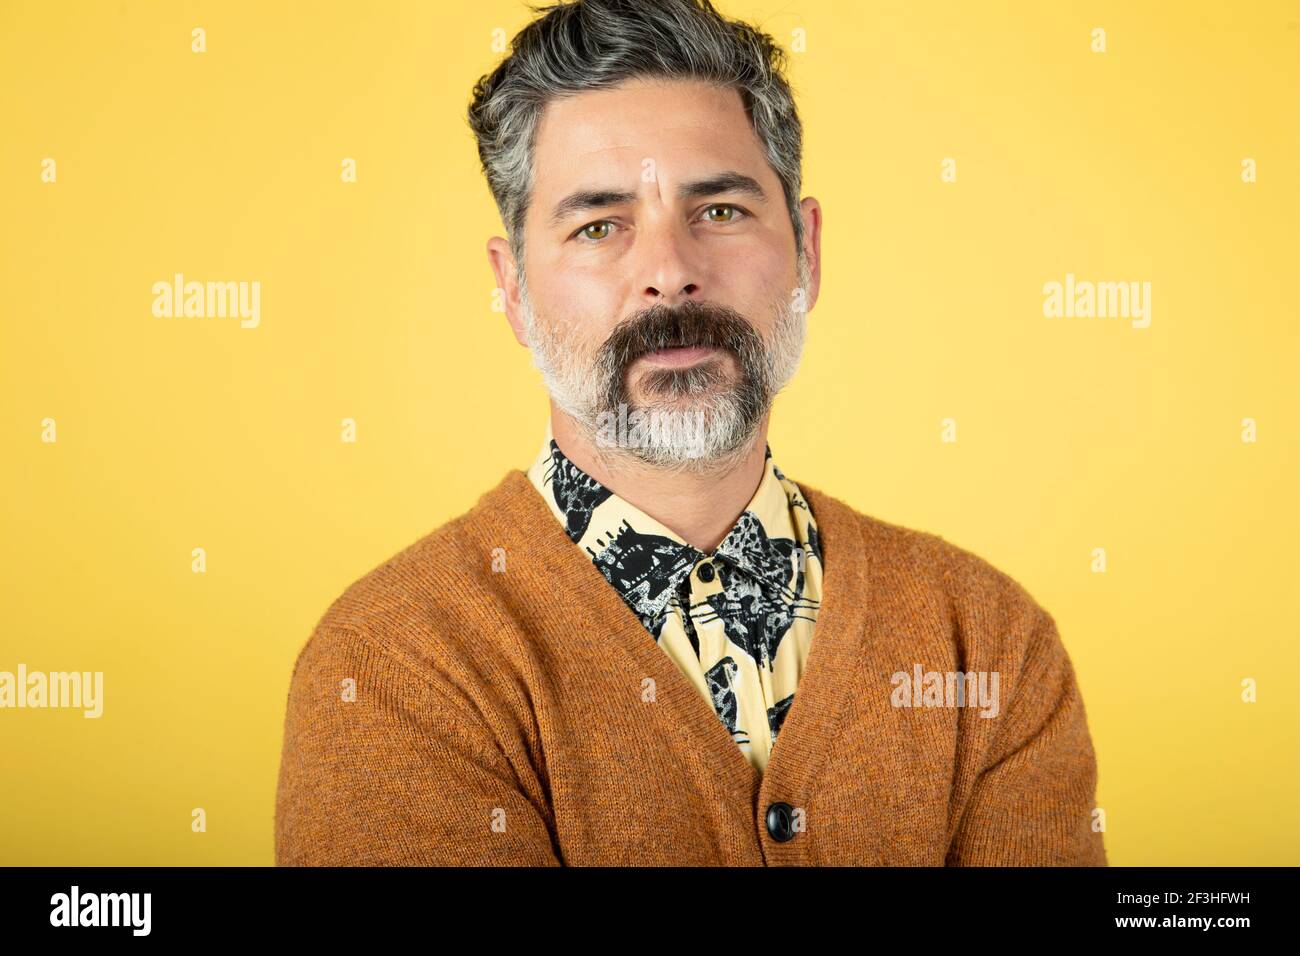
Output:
(546, 171), (768, 228)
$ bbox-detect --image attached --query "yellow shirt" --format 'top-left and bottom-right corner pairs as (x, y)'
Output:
(526, 430), (823, 773)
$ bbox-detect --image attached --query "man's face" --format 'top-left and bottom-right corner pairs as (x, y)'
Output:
(504, 77), (818, 467)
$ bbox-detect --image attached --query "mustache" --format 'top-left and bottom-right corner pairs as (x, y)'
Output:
(598, 300), (761, 369)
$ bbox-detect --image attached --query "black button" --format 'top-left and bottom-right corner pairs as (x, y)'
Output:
(765, 801), (796, 842)
(696, 561), (715, 583)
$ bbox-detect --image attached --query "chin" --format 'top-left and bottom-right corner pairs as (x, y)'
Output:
(629, 363), (739, 405)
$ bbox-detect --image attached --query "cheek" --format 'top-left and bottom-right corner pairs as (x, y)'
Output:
(734, 266), (796, 335)
(541, 275), (624, 345)
(708, 240), (790, 305)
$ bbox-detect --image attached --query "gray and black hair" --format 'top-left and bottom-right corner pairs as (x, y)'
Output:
(466, 0), (805, 272)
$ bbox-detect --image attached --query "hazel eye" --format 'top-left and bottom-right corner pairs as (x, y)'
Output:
(702, 204), (742, 223)
(577, 221), (613, 241)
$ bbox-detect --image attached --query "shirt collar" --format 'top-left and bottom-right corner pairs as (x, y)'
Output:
(524, 424), (818, 609)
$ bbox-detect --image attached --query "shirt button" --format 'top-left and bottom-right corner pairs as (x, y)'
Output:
(765, 801), (796, 842)
(696, 561), (716, 583)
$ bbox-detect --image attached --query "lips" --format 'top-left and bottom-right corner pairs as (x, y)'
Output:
(638, 344), (720, 367)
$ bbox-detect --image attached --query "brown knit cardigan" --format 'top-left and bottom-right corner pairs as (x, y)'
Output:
(275, 469), (1107, 866)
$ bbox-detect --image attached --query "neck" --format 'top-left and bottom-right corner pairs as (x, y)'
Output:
(549, 402), (770, 552)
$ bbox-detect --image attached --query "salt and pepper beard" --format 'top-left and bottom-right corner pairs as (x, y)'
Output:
(519, 253), (810, 474)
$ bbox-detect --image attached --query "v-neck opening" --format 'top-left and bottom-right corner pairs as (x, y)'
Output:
(506, 468), (762, 801)
(478, 469), (873, 817)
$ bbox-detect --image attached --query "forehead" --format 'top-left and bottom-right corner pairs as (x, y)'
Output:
(530, 78), (767, 196)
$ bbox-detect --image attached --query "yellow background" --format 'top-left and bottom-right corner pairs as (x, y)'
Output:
(2, 0), (1297, 865)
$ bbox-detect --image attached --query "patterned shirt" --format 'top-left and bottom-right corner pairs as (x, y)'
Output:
(525, 429), (824, 773)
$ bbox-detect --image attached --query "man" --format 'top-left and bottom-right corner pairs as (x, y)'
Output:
(275, 0), (1106, 866)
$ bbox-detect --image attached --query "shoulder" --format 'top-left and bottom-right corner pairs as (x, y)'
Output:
(288, 471), (528, 697)
(799, 481), (1058, 662)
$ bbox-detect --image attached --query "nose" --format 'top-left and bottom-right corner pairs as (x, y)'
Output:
(638, 216), (702, 307)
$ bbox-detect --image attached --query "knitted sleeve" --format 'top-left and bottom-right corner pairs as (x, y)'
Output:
(274, 623), (562, 866)
(945, 608), (1108, 866)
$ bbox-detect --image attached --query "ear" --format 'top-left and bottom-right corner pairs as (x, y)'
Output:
(487, 236), (528, 346)
(798, 197), (823, 314)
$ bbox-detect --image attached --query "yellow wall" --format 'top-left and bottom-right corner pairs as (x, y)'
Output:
(2, 0), (1296, 865)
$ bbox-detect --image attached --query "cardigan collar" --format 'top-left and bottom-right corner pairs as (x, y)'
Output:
(524, 429), (822, 643)
(466, 466), (874, 861)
